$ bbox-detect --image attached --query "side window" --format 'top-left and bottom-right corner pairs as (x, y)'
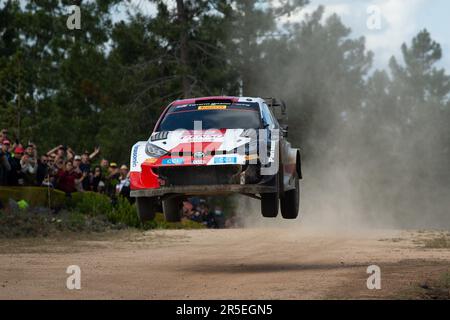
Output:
(261, 103), (278, 128)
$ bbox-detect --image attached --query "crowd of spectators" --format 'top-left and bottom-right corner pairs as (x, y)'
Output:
(0, 128), (131, 201)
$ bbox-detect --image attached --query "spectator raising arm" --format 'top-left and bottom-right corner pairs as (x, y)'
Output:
(46, 145), (63, 157)
(89, 147), (100, 160)
(66, 147), (75, 161)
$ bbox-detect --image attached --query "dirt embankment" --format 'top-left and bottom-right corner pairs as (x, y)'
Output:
(0, 227), (449, 299)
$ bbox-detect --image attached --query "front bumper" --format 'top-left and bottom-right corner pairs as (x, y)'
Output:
(130, 184), (276, 198)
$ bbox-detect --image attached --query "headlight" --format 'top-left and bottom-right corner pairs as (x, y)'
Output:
(145, 142), (168, 158)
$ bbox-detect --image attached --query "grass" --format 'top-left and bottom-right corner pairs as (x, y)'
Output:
(416, 272), (450, 300)
(395, 270), (450, 300)
(422, 234), (450, 249)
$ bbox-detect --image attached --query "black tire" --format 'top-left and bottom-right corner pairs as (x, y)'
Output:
(162, 196), (183, 222)
(261, 173), (279, 218)
(136, 197), (157, 223)
(261, 192), (279, 218)
(280, 174), (300, 219)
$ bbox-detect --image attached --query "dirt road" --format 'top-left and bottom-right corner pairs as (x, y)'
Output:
(0, 227), (449, 299)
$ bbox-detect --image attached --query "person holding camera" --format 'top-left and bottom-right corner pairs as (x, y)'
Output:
(20, 153), (37, 185)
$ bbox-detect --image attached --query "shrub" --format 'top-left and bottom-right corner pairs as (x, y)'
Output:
(0, 186), (66, 209)
(143, 213), (205, 230)
(107, 196), (140, 228)
(71, 192), (112, 216)
(65, 211), (86, 232)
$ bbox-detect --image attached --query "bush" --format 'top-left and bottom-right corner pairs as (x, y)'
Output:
(107, 196), (140, 228)
(65, 211), (86, 232)
(143, 213), (205, 230)
(70, 192), (112, 216)
(0, 186), (66, 209)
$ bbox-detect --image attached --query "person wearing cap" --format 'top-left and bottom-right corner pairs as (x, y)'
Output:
(72, 155), (87, 191)
(1, 140), (11, 159)
(109, 162), (118, 169)
(73, 155), (82, 169)
(106, 162), (120, 198)
(7, 146), (25, 185)
(119, 164), (128, 176)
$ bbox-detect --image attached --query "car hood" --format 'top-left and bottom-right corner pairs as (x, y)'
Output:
(148, 129), (254, 153)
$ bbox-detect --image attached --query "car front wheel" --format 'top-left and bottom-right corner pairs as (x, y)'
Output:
(136, 197), (157, 224)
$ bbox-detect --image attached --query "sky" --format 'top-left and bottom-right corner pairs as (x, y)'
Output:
(111, 0), (450, 72)
(297, 0), (450, 71)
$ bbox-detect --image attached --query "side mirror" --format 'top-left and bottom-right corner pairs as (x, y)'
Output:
(281, 124), (288, 138)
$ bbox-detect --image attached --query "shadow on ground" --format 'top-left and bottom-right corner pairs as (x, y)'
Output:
(177, 262), (366, 274)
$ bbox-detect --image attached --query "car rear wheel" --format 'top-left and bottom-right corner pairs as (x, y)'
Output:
(136, 197), (157, 224)
(163, 196), (183, 222)
(280, 173), (300, 219)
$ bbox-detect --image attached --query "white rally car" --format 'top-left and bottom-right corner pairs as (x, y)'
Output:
(130, 96), (302, 222)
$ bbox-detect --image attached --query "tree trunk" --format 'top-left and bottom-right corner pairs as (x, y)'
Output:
(16, 56), (22, 141)
(240, 0), (252, 96)
(177, 0), (191, 98)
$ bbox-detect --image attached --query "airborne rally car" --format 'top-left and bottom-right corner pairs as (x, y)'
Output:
(130, 96), (302, 222)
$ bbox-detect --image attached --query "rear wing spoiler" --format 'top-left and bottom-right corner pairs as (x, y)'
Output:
(263, 97), (288, 124)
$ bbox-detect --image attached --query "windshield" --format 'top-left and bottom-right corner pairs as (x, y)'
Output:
(157, 102), (262, 131)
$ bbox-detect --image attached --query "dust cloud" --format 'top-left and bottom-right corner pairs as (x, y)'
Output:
(236, 106), (450, 230)
(237, 73), (450, 231)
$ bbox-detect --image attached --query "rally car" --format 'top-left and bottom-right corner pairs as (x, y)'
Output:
(130, 96), (302, 223)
